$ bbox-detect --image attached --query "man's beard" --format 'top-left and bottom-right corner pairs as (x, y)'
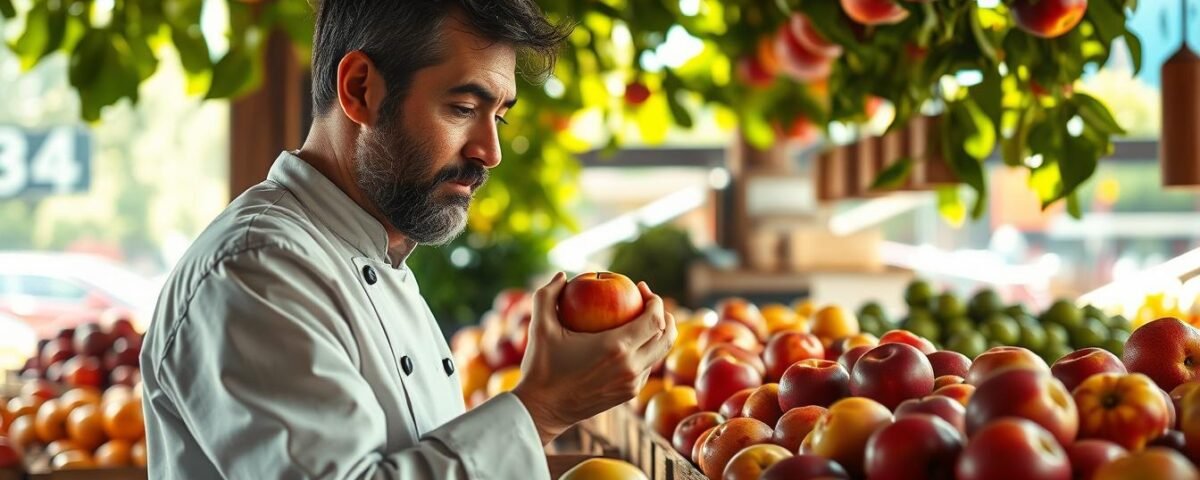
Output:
(354, 118), (488, 246)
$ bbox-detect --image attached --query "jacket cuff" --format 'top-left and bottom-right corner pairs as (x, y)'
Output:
(424, 392), (549, 479)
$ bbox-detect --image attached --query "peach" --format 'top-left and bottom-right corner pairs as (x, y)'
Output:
(720, 388), (755, 419)
(634, 377), (671, 416)
(1073, 373), (1171, 451)
(928, 351), (972, 379)
(722, 443), (793, 480)
(697, 357), (763, 413)
(759, 454), (850, 480)
(1011, 0), (1088, 39)
(773, 406), (826, 452)
(1066, 440), (1129, 480)
(966, 369), (1078, 446)
(799, 397), (893, 478)
(865, 414), (964, 480)
(894, 395), (966, 433)
(693, 425), (718, 465)
(666, 344), (703, 387)
(763, 332), (824, 382)
(742, 384), (784, 426)
(779, 359), (850, 410)
(836, 346), (872, 374)
(1093, 447), (1200, 479)
(1171, 381), (1200, 429)
(966, 346), (1049, 386)
(879, 330), (937, 354)
(934, 375), (965, 390)
(1051, 347), (1127, 393)
(645, 386), (700, 439)
(672, 411), (724, 457)
(699, 321), (761, 353)
(700, 344), (766, 378)
(717, 297), (769, 342)
(956, 418), (1070, 480)
(850, 343), (935, 410)
(932, 383), (975, 407)
(811, 306), (860, 348)
(699, 418), (774, 479)
(1123, 317), (1200, 392)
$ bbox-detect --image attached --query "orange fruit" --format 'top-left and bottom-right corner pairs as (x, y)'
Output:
(95, 440), (133, 467)
(810, 305), (860, 347)
(675, 320), (708, 347)
(8, 415), (38, 451)
(645, 386), (700, 439)
(102, 397), (144, 442)
(131, 439), (147, 467)
(664, 344), (702, 387)
(35, 399), (70, 443)
(793, 299), (817, 318)
(485, 366), (522, 398)
(102, 385), (132, 409)
(460, 354), (491, 400)
(559, 458), (649, 480)
(51, 449), (95, 470)
(7, 396), (42, 419)
(762, 304), (801, 334)
(0, 404), (10, 434)
(66, 403), (107, 450)
(634, 377), (671, 416)
(45, 439), (83, 459)
(59, 388), (102, 415)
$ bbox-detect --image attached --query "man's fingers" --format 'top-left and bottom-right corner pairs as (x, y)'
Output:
(600, 293), (665, 349)
(634, 307), (676, 369)
(531, 272), (567, 334)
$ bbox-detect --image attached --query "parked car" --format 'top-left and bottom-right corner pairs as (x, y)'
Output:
(0, 252), (160, 339)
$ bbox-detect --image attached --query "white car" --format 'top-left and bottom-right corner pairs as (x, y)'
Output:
(0, 251), (161, 339)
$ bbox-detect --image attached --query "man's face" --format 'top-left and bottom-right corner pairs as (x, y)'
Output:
(354, 17), (517, 246)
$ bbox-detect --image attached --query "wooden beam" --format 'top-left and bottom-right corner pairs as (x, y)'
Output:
(229, 29), (311, 200)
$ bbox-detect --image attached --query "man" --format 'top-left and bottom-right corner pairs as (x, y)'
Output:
(140, 1), (676, 478)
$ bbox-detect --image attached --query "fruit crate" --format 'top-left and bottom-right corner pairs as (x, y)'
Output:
(24, 468), (147, 480)
(575, 405), (706, 480)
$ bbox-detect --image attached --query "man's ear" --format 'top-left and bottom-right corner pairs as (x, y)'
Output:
(335, 50), (387, 126)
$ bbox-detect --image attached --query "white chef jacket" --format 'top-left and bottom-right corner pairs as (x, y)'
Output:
(140, 151), (549, 479)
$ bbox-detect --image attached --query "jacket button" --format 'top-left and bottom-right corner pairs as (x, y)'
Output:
(362, 265), (378, 285)
(401, 356), (414, 375)
(442, 358), (455, 376)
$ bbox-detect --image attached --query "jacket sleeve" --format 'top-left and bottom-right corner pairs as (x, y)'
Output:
(150, 245), (549, 479)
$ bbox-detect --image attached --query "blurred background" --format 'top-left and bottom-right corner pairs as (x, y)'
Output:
(0, 0), (1196, 376)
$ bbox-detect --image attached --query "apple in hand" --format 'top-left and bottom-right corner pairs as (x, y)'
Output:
(1051, 347), (1127, 393)
(557, 271), (644, 332)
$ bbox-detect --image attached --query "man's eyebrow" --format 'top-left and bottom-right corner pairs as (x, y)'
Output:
(447, 82), (518, 109)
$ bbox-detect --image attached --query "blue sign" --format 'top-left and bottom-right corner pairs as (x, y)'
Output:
(0, 126), (91, 199)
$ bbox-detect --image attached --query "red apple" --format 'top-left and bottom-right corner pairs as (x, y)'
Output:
(1123, 317), (1200, 392)
(763, 331), (824, 382)
(110, 336), (141, 367)
(895, 395), (966, 433)
(1066, 440), (1129, 480)
(73, 324), (112, 358)
(717, 297), (769, 342)
(837, 345), (872, 374)
(697, 357), (763, 412)
(850, 343), (935, 410)
(759, 454), (850, 480)
(743, 383), (785, 426)
(932, 383), (976, 407)
(928, 351), (972, 379)
(779, 359), (851, 410)
(1072, 373), (1172, 451)
(700, 343), (766, 379)
(1171, 381), (1200, 429)
(773, 406), (826, 452)
(61, 356), (104, 390)
(839, 0), (909, 26)
(865, 414), (964, 480)
(0, 437), (19, 469)
(1011, 0), (1088, 39)
(967, 346), (1050, 386)
(624, 82), (651, 106)
(966, 369), (1078, 446)
(956, 418), (1071, 480)
(1051, 347), (1127, 393)
(720, 388), (755, 419)
(109, 366), (140, 387)
(557, 272), (644, 333)
(41, 340), (73, 369)
(699, 417), (774, 479)
(672, 411), (723, 457)
(108, 317), (137, 339)
(879, 330), (937, 354)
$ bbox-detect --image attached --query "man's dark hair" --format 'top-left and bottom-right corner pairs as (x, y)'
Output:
(311, 1), (572, 118)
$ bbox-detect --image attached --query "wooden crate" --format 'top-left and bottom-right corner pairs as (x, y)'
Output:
(576, 405), (707, 480)
(26, 468), (147, 480)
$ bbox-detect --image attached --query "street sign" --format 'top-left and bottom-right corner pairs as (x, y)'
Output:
(0, 126), (91, 199)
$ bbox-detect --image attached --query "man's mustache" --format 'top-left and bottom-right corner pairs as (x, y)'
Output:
(433, 162), (489, 191)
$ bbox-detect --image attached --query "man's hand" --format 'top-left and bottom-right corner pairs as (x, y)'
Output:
(512, 272), (677, 444)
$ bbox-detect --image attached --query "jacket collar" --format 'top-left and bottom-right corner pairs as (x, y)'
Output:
(266, 151), (414, 268)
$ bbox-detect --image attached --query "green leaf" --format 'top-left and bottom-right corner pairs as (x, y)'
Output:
(0, 0), (14, 19)
(170, 27), (212, 75)
(1123, 31), (1142, 76)
(1085, 0), (1125, 44)
(665, 91), (694, 128)
(1058, 133), (1099, 202)
(870, 157), (913, 190)
(968, 4), (997, 61)
(937, 186), (966, 227)
(1066, 191), (1083, 218)
(206, 46), (255, 99)
(1073, 93), (1125, 135)
(11, 3), (49, 70)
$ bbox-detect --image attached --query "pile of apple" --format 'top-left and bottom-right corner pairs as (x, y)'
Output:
(0, 315), (146, 471)
(638, 297), (1200, 480)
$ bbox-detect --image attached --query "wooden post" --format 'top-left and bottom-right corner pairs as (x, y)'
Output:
(229, 29), (311, 201)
